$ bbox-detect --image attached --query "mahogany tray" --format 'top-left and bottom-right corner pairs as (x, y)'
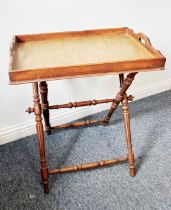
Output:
(9, 27), (165, 84)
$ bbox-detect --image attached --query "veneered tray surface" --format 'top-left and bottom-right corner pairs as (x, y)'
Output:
(9, 27), (165, 84)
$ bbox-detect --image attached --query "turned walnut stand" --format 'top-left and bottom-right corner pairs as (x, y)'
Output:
(9, 27), (166, 193)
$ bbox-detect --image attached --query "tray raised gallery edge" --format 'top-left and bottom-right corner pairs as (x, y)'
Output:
(9, 27), (165, 84)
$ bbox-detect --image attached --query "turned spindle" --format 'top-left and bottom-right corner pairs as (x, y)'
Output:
(39, 81), (51, 135)
(32, 82), (49, 193)
(120, 74), (136, 176)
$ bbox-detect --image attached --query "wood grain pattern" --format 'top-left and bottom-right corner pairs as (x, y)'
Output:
(32, 83), (49, 193)
(120, 74), (136, 176)
(9, 59), (164, 85)
(25, 98), (115, 113)
(39, 81), (51, 135)
(16, 27), (127, 42)
(48, 156), (128, 174)
(51, 119), (104, 129)
(9, 27), (165, 84)
(49, 98), (114, 109)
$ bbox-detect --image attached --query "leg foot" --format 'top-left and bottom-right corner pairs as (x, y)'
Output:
(130, 168), (136, 177)
(43, 182), (49, 193)
(128, 153), (136, 176)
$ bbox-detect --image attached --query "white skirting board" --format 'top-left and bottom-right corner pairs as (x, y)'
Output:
(0, 78), (171, 145)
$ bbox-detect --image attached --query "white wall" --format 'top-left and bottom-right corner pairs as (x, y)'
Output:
(0, 0), (171, 144)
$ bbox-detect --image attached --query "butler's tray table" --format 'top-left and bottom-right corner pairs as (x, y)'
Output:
(9, 27), (166, 193)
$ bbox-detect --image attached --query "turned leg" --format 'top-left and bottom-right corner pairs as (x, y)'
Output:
(119, 74), (136, 176)
(39, 81), (51, 135)
(103, 72), (137, 125)
(32, 82), (49, 193)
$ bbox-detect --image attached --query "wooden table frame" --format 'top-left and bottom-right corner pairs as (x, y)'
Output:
(9, 27), (166, 193)
(28, 72), (137, 193)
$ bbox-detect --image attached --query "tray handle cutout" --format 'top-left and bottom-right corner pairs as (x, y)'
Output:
(136, 33), (152, 48)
